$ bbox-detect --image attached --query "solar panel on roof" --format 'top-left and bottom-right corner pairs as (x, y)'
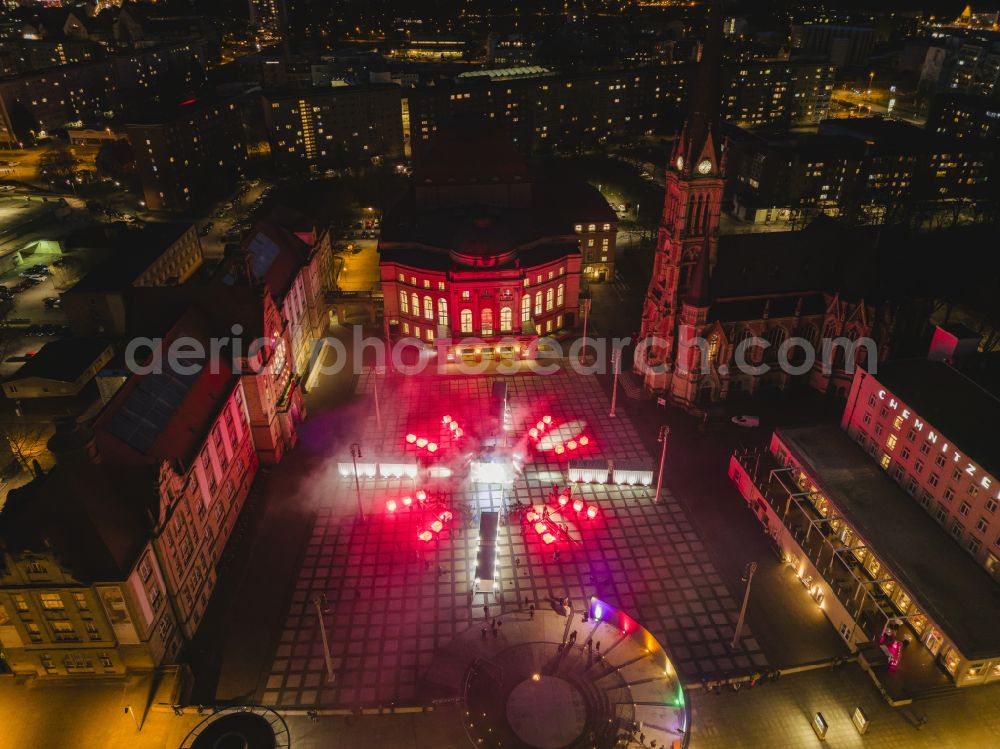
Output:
(106, 358), (201, 454)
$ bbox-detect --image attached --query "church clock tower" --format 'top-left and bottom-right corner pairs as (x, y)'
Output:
(638, 0), (725, 392)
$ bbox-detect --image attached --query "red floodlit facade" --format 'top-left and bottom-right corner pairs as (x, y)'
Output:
(379, 129), (606, 360)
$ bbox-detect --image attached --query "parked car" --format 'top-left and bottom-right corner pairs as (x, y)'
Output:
(43, 297), (62, 309)
(199, 222), (214, 237)
(731, 415), (760, 428)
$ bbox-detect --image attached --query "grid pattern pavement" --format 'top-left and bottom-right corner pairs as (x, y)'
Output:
(260, 369), (767, 708)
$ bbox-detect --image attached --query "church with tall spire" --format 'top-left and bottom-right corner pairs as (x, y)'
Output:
(637, 1), (894, 408)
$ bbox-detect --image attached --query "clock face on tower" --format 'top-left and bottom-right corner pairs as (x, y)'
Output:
(675, 156), (684, 171)
(697, 159), (712, 175)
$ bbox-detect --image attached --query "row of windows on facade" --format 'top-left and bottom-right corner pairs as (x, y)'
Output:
(399, 285), (566, 328)
(8, 590), (174, 646)
(397, 267), (566, 289)
(400, 314), (566, 340)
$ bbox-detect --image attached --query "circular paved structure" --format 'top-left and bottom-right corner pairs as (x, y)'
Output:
(506, 676), (587, 748)
(425, 607), (689, 749)
(180, 708), (288, 749)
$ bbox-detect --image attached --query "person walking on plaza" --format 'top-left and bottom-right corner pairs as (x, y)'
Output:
(483, 604), (489, 619)
(529, 604), (535, 620)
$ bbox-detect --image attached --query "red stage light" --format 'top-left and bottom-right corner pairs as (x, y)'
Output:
(401, 495), (413, 507)
(558, 493), (569, 507)
(536, 420), (545, 431)
(567, 440), (578, 450)
(526, 510), (539, 522)
(542, 415), (553, 425)
(442, 415), (452, 424)
(439, 510), (453, 522)
(430, 519), (443, 533)
(554, 444), (565, 455)
(416, 437), (428, 448)
(418, 530), (433, 542)
(586, 504), (598, 519)
(572, 498), (584, 512)
(427, 442), (438, 453)
(455, 428), (464, 438)
(579, 436), (590, 446)
(449, 421), (459, 431)
(534, 522), (547, 534)
(529, 427), (539, 439)
(386, 499), (398, 512)
(542, 533), (556, 545)
(406, 433), (417, 444)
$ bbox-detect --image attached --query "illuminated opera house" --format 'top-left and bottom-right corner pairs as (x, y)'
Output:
(379, 128), (615, 362)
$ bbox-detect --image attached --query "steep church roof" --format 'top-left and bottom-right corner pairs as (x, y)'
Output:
(672, 0), (724, 178)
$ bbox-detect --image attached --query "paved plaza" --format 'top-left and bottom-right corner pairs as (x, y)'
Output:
(259, 368), (767, 709)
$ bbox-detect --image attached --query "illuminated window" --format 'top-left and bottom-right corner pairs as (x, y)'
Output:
(481, 309), (494, 336)
(399, 290), (408, 315)
(557, 283), (565, 308)
(545, 288), (554, 311)
(522, 295), (531, 323)
(411, 293), (419, 316)
(534, 292), (542, 316)
(880, 453), (891, 469)
(423, 296), (433, 320)
(460, 309), (473, 334)
(893, 415), (904, 429)
(500, 306), (512, 332)
(886, 434), (897, 450)
(437, 298), (448, 327)
(40, 593), (64, 610)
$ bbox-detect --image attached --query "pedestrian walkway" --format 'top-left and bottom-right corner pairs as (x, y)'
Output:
(688, 664), (1000, 749)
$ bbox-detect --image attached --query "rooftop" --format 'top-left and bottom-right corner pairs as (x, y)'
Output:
(778, 425), (1000, 661)
(65, 222), (194, 294)
(4, 338), (111, 385)
(869, 359), (1000, 480)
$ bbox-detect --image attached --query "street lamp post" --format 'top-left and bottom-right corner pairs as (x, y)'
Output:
(654, 426), (670, 503)
(372, 365), (384, 429)
(580, 296), (592, 363)
(730, 561), (758, 650)
(609, 349), (621, 417)
(350, 443), (365, 522)
(312, 594), (336, 683)
(124, 705), (141, 732)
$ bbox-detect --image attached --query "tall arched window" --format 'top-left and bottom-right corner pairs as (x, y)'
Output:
(410, 293), (419, 318)
(399, 290), (409, 315)
(765, 327), (787, 361)
(521, 294), (531, 323)
(423, 296), (433, 320)
(534, 292), (542, 316)
(545, 288), (554, 311)
(707, 334), (720, 364)
(731, 328), (754, 362)
(481, 308), (494, 336)
(460, 309), (473, 334)
(556, 283), (565, 308)
(437, 298), (448, 327)
(500, 306), (512, 332)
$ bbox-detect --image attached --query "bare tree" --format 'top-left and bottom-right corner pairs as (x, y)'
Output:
(0, 420), (50, 473)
